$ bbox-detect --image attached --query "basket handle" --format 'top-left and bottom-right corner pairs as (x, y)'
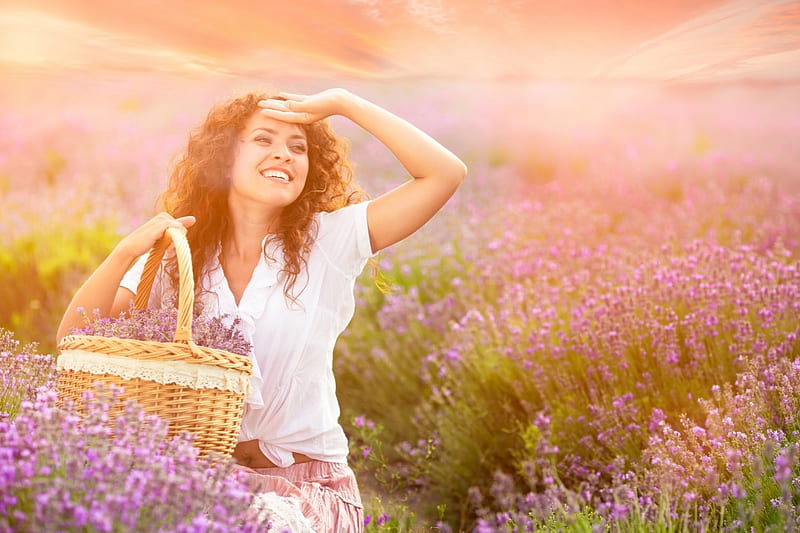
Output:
(133, 226), (195, 344)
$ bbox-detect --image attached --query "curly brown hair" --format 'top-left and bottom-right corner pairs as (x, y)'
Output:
(158, 92), (365, 302)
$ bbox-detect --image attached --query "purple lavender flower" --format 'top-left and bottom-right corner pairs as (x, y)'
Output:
(0, 329), (56, 421)
(71, 304), (251, 356)
(0, 384), (271, 532)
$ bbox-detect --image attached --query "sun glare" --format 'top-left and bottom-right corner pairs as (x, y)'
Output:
(0, 11), (66, 66)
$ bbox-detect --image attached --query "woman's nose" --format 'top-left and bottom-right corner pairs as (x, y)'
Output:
(272, 145), (293, 161)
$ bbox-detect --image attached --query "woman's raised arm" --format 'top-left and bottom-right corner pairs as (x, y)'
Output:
(259, 89), (467, 252)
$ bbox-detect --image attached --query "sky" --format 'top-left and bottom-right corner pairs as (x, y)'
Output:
(0, 0), (799, 82)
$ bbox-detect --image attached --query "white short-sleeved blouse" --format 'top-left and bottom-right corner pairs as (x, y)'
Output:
(120, 201), (375, 467)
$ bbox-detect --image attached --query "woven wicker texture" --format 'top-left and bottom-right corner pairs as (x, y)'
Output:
(57, 227), (253, 456)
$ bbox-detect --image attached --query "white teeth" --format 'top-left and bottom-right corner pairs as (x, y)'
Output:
(261, 170), (290, 182)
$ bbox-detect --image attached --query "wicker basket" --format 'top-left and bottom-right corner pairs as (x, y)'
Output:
(57, 227), (253, 456)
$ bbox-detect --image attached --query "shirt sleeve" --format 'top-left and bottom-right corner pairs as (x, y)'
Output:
(120, 253), (148, 295)
(315, 201), (377, 277)
(119, 253), (167, 309)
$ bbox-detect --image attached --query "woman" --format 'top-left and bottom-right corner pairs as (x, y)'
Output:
(56, 88), (467, 531)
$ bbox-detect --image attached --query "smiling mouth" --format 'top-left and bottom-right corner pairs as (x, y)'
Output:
(261, 169), (292, 183)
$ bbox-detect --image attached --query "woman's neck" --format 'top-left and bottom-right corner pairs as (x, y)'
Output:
(224, 201), (282, 262)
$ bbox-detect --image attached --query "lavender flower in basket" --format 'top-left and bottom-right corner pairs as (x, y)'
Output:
(71, 304), (252, 357)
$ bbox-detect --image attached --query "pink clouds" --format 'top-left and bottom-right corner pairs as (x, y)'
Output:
(1, 0), (798, 80)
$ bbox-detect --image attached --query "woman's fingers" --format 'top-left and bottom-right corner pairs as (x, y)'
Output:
(160, 214), (194, 242)
(259, 98), (291, 111)
(259, 99), (296, 115)
(176, 215), (196, 229)
(117, 212), (194, 260)
(147, 213), (194, 256)
(276, 92), (306, 101)
(258, 90), (341, 124)
(153, 212), (188, 234)
(259, 104), (312, 124)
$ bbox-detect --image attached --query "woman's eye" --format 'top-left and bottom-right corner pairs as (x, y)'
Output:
(255, 136), (271, 144)
(291, 144), (307, 154)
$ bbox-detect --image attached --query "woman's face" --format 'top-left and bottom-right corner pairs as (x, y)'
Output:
(228, 112), (310, 213)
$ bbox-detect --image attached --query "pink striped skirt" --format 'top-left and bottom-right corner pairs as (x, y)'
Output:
(234, 461), (364, 533)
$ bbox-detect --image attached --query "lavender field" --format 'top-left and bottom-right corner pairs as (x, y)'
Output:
(2, 74), (800, 531)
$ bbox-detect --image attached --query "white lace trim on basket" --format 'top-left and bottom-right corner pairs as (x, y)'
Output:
(57, 349), (251, 395)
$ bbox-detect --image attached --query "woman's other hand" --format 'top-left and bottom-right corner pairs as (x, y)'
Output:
(116, 212), (196, 262)
(257, 89), (351, 124)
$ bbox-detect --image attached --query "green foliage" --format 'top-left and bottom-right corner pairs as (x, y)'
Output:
(0, 219), (119, 354)
(527, 509), (599, 533)
(363, 496), (425, 532)
(419, 345), (536, 525)
(726, 440), (800, 532)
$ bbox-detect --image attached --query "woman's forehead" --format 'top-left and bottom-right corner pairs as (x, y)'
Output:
(245, 113), (306, 138)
